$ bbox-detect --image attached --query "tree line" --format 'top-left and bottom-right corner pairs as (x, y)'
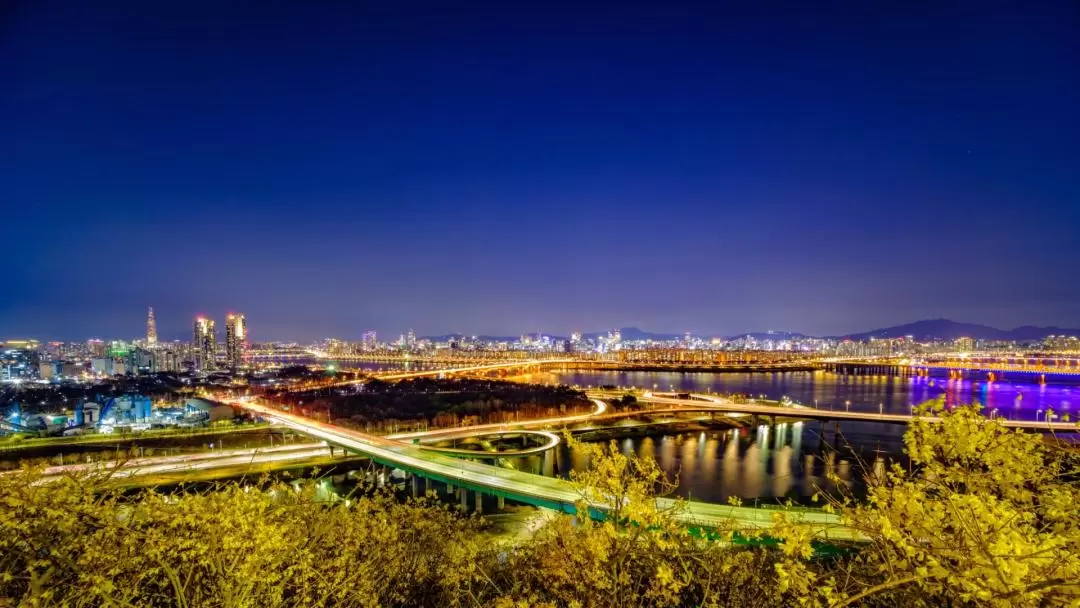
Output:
(1, 402), (1077, 606)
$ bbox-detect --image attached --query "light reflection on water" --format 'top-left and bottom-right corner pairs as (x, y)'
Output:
(512, 421), (883, 504)
(549, 369), (1078, 421)
(528, 369), (1080, 502)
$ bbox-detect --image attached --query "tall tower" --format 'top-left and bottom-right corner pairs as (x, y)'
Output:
(146, 306), (158, 345)
(225, 313), (247, 371)
(193, 316), (216, 371)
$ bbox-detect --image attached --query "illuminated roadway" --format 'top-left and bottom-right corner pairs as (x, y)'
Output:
(234, 398), (853, 539)
(827, 355), (1080, 377)
(322, 358), (578, 388)
(406, 429), (561, 458)
(635, 393), (1080, 431)
(24, 443), (334, 483)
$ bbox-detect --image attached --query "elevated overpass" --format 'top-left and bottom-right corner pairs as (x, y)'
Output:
(24, 443), (336, 484)
(635, 393), (1079, 432)
(408, 429), (561, 458)
(234, 398), (852, 539)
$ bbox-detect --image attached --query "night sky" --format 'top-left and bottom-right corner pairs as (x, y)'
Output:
(3, 1), (1078, 342)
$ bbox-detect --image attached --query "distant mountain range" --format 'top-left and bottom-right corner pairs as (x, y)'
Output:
(423, 320), (1078, 344)
(835, 319), (1080, 342)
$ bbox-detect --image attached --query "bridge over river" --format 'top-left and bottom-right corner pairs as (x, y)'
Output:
(634, 393), (1080, 431)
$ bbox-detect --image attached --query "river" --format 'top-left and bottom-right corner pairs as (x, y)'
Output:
(267, 363), (1079, 504)
(522, 369), (1080, 504)
(548, 369), (1078, 421)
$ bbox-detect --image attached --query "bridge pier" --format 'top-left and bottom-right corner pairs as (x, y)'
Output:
(424, 477), (431, 495)
(475, 491), (483, 514)
(496, 495), (505, 510)
(410, 476), (419, 499)
(447, 482), (455, 495)
(459, 488), (468, 510)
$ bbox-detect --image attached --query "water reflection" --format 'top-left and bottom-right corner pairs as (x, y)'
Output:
(551, 369), (1078, 421)
(514, 421), (886, 504)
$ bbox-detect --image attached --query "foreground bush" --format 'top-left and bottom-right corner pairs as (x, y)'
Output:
(1, 404), (1077, 607)
(0, 477), (488, 607)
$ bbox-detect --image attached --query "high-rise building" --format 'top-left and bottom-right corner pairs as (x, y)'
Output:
(406, 329), (417, 348)
(193, 316), (216, 371)
(0, 346), (39, 381)
(225, 313), (247, 370)
(86, 339), (106, 358)
(146, 306), (158, 345)
(361, 330), (377, 351)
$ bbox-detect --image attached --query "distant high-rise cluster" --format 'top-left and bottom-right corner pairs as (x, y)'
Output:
(193, 316), (217, 371)
(360, 330), (377, 351)
(225, 313), (247, 370)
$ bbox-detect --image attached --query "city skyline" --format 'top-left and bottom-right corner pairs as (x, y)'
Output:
(4, 1), (1079, 342)
(3, 3), (1078, 605)
(10, 308), (1080, 345)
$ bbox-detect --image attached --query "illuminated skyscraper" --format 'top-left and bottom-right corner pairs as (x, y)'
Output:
(193, 316), (216, 371)
(146, 306), (157, 345)
(361, 330), (377, 351)
(225, 313), (247, 370)
(87, 339), (106, 358)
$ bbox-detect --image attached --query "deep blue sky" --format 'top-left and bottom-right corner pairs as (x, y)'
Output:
(3, 0), (1078, 342)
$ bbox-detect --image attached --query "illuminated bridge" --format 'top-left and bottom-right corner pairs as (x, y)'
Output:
(826, 355), (1080, 380)
(290, 359), (576, 390)
(633, 393), (1079, 432)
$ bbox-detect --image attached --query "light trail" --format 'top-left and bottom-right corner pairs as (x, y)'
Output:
(387, 398), (607, 440)
(25, 443), (331, 482)
(233, 398), (853, 539)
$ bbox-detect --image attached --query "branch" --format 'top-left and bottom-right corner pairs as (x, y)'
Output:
(831, 575), (919, 608)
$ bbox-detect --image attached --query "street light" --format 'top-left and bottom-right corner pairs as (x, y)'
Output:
(845, 400), (851, 412)
(1036, 409), (1043, 421)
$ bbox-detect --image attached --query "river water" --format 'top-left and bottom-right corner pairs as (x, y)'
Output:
(280, 363), (1079, 504)
(521, 369), (1080, 504)
(548, 369), (1078, 421)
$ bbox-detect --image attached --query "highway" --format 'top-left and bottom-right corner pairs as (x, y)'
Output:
(343, 359), (576, 386)
(386, 397), (608, 441)
(234, 398), (853, 539)
(26, 443), (334, 482)
(407, 429), (561, 458)
(635, 393), (1080, 432)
